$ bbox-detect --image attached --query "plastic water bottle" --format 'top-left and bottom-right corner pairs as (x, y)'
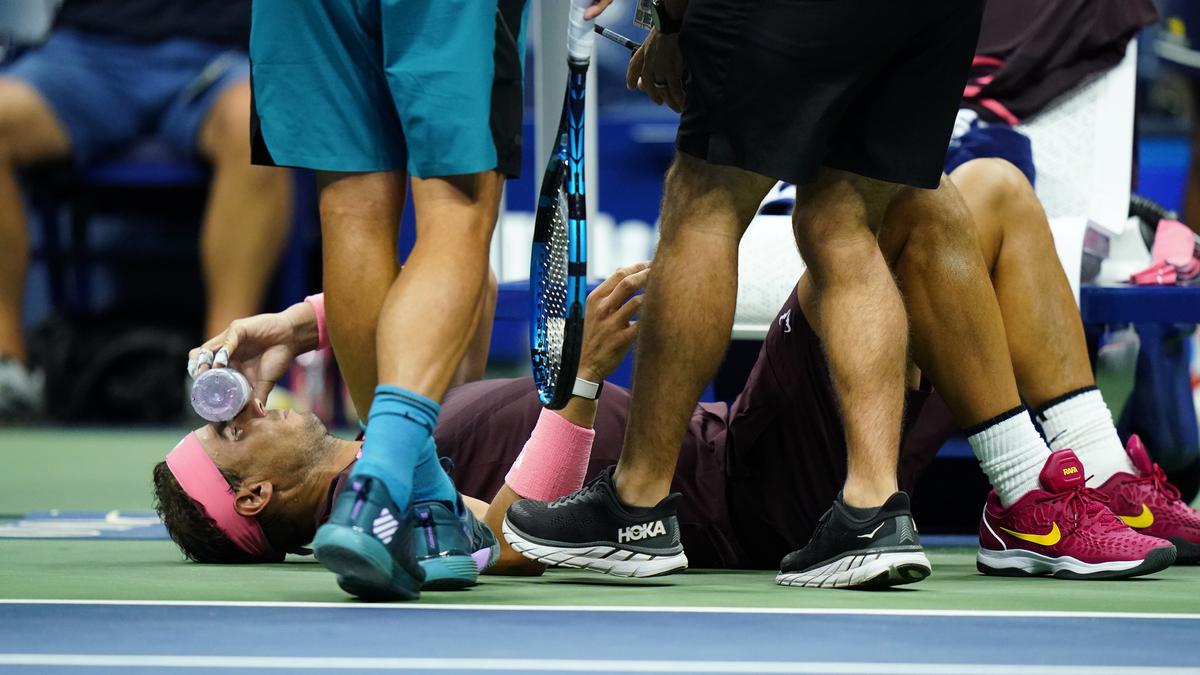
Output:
(191, 368), (251, 422)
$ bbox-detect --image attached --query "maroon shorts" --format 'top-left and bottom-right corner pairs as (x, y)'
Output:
(723, 290), (954, 568)
(435, 290), (955, 569)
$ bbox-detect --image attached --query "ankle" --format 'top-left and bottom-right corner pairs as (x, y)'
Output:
(612, 466), (669, 508)
(841, 479), (897, 510)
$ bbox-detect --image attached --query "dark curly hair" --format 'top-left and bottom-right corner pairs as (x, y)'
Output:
(152, 461), (310, 564)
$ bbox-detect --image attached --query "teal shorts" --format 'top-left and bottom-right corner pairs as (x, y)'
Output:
(249, 0), (527, 178)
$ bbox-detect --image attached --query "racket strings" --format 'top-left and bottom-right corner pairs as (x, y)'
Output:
(535, 190), (571, 386)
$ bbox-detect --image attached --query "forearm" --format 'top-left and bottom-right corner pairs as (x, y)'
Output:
(555, 393), (598, 429)
(482, 401), (594, 575)
(286, 298), (322, 354)
(482, 402), (597, 574)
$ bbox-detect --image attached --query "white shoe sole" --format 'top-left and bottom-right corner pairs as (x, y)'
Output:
(502, 519), (689, 578)
(776, 551), (932, 589)
(976, 547), (1175, 579)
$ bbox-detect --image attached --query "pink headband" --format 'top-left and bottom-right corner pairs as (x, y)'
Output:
(165, 432), (273, 559)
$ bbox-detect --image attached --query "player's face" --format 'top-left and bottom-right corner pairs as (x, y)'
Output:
(194, 401), (330, 485)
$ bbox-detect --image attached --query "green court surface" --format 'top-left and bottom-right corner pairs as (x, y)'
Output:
(3, 428), (1199, 614)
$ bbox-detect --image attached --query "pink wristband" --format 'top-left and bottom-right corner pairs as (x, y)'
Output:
(303, 293), (330, 350)
(505, 408), (595, 501)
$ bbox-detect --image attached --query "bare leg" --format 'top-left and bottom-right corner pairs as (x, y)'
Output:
(614, 153), (774, 505)
(450, 267), (497, 387)
(317, 171), (404, 416)
(792, 169), (907, 508)
(950, 159), (1093, 408)
(878, 175), (1022, 427)
(0, 79), (72, 362)
(951, 158), (1130, 485)
(197, 82), (292, 338)
(376, 171), (502, 398)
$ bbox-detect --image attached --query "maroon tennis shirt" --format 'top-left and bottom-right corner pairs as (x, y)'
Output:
(313, 293), (954, 569)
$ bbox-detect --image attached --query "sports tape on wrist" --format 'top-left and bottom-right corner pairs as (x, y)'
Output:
(505, 407), (595, 501)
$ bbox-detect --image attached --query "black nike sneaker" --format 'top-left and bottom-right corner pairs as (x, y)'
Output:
(502, 466), (689, 577)
(776, 491), (931, 589)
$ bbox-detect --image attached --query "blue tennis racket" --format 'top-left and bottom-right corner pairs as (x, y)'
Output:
(530, 1), (595, 410)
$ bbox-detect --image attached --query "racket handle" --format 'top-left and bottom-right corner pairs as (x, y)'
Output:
(568, 0), (597, 64)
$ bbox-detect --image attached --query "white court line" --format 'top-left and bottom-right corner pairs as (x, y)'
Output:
(1, 598), (1197, 621)
(0, 655), (1194, 674)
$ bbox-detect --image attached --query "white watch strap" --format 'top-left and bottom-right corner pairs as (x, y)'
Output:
(571, 377), (602, 400)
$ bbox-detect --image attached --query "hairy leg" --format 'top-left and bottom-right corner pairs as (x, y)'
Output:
(0, 78), (72, 362)
(949, 159), (1093, 408)
(614, 153), (774, 505)
(878, 174), (1021, 427)
(792, 170), (906, 507)
(317, 171), (404, 416)
(375, 171), (501, 398)
(450, 267), (497, 387)
(197, 82), (293, 339)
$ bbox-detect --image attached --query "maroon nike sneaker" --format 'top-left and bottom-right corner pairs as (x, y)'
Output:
(1096, 435), (1200, 564)
(977, 449), (1176, 579)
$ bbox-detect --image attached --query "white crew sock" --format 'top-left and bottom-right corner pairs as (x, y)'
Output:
(967, 407), (1052, 507)
(1036, 387), (1133, 487)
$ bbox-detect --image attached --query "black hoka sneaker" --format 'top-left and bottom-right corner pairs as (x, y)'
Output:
(312, 475), (425, 601)
(776, 491), (931, 589)
(502, 467), (689, 577)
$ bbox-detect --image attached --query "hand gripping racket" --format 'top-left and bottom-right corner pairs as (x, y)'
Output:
(530, 0), (596, 409)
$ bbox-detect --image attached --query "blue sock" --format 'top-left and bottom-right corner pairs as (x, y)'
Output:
(351, 385), (441, 510)
(411, 438), (461, 513)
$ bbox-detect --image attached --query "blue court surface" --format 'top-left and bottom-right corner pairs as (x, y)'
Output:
(1, 600), (1197, 673)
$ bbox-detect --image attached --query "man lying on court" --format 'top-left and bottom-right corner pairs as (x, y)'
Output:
(155, 158), (1199, 590)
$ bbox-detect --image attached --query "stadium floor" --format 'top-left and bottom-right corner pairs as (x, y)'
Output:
(2, 428), (1199, 673)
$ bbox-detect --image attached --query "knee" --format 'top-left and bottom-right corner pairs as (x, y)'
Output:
(890, 177), (981, 272)
(952, 158), (1034, 210)
(199, 83), (252, 164)
(657, 153), (772, 244)
(950, 158), (1048, 241)
(791, 176), (877, 270)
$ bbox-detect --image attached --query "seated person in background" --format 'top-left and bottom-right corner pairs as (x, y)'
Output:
(0, 0), (291, 419)
(155, 159), (1200, 587)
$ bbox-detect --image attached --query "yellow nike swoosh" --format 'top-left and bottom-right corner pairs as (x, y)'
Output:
(1119, 504), (1155, 529)
(999, 522), (1061, 546)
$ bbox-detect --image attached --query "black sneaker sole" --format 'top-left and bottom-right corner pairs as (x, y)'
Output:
(502, 517), (688, 578)
(776, 550), (932, 589)
(1169, 537), (1200, 565)
(976, 545), (1177, 579)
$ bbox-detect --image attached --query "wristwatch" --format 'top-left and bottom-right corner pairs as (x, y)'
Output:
(651, 0), (683, 34)
(571, 376), (604, 401)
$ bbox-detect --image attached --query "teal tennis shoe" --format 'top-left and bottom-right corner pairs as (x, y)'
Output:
(413, 499), (500, 590)
(313, 475), (424, 601)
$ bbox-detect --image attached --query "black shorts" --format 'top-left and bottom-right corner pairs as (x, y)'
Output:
(676, 0), (985, 188)
(724, 290), (954, 568)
